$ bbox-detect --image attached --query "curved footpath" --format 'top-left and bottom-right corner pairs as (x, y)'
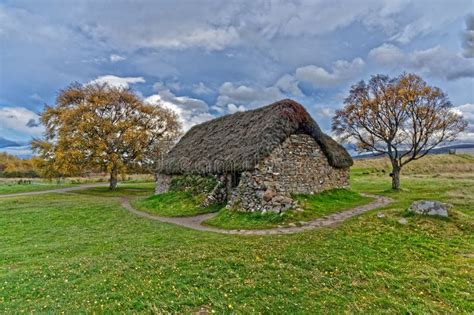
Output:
(0, 184), (392, 235)
(120, 194), (392, 235)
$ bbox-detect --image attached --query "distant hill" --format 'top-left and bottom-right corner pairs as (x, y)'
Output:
(352, 143), (474, 159)
(353, 153), (474, 175)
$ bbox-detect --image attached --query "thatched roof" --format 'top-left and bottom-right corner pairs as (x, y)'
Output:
(158, 99), (353, 175)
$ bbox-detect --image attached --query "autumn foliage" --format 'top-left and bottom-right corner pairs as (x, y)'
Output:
(333, 73), (467, 190)
(32, 83), (181, 189)
(0, 153), (38, 178)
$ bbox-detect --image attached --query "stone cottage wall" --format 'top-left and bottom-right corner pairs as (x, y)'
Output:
(227, 133), (349, 213)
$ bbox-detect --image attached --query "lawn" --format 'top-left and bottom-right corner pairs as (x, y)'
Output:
(74, 182), (156, 197)
(133, 191), (222, 217)
(1, 157), (473, 313)
(0, 182), (75, 195)
(204, 189), (373, 229)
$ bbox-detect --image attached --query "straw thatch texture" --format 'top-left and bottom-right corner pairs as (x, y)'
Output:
(158, 99), (353, 175)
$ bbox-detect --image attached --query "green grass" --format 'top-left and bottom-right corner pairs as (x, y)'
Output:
(74, 182), (156, 197)
(0, 171), (473, 313)
(0, 182), (75, 195)
(133, 191), (223, 217)
(204, 189), (372, 230)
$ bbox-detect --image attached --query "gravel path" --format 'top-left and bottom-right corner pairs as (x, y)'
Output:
(0, 184), (392, 235)
(120, 194), (392, 235)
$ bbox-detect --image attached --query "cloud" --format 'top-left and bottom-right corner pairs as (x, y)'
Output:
(81, 15), (239, 51)
(227, 104), (246, 114)
(29, 93), (44, 102)
(216, 82), (284, 109)
(369, 44), (474, 80)
(275, 74), (303, 96)
(26, 118), (40, 128)
(387, 1), (468, 44)
(141, 27), (239, 51)
(452, 103), (474, 125)
(193, 82), (213, 95)
(89, 75), (145, 89)
(368, 43), (404, 65)
(0, 107), (43, 140)
(1, 0), (473, 150)
(294, 58), (365, 87)
(110, 54), (126, 62)
(153, 81), (181, 92)
(144, 90), (213, 131)
(450, 103), (474, 142)
(462, 14), (474, 58)
(230, 0), (410, 39)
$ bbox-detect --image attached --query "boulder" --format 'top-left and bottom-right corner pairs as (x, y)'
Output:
(408, 200), (450, 217)
(263, 188), (276, 201)
(398, 218), (408, 225)
(272, 195), (293, 205)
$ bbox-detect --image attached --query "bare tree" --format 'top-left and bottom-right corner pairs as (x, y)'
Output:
(333, 73), (467, 190)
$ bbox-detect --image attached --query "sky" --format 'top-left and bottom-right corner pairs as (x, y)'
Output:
(0, 0), (473, 157)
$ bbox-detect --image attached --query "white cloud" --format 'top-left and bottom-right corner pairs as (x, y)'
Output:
(216, 82), (284, 109)
(193, 82), (213, 95)
(89, 75), (145, 89)
(389, 19), (432, 44)
(145, 90), (213, 131)
(275, 74), (303, 96)
(0, 107), (43, 140)
(453, 103), (474, 124)
(368, 43), (404, 65)
(234, 0), (410, 39)
(388, 2), (466, 44)
(153, 81), (181, 92)
(110, 54), (126, 62)
(369, 44), (474, 80)
(449, 103), (474, 142)
(227, 104), (246, 114)
(294, 58), (365, 87)
(143, 27), (239, 51)
(29, 93), (44, 102)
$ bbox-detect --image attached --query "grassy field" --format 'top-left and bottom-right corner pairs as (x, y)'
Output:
(0, 182), (75, 195)
(204, 189), (373, 229)
(1, 154), (473, 313)
(74, 182), (156, 197)
(353, 153), (474, 175)
(133, 191), (223, 217)
(0, 174), (153, 195)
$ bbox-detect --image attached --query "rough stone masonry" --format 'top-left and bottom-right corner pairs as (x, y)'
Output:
(227, 134), (349, 213)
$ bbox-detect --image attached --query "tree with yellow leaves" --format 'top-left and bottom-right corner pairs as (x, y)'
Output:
(333, 73), (467, 190)
(32, 83), (181, 189)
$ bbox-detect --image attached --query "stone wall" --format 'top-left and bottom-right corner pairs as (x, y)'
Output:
(201, 174), (229, 206)
(155, 173), (172, 194)
(227, 133), (349, 213)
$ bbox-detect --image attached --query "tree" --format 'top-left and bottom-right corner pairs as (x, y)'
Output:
(32, 83), (181, 189)
(332, 73), (467, 190)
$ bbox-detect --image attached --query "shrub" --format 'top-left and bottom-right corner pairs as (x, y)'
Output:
(169, 175), (217, 195)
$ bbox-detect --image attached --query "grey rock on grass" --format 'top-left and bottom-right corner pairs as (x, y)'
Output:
(408, 200), (450, 217)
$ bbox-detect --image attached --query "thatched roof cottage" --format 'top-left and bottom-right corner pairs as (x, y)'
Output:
(156, 99), (353, 213)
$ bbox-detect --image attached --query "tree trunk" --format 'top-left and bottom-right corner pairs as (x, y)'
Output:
(109, 166), (118, 190)
(390, 164), (401, 190)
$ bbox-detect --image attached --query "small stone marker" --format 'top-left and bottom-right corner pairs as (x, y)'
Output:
(398, 218), (408, 225)
(408, 200), (450, 217)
